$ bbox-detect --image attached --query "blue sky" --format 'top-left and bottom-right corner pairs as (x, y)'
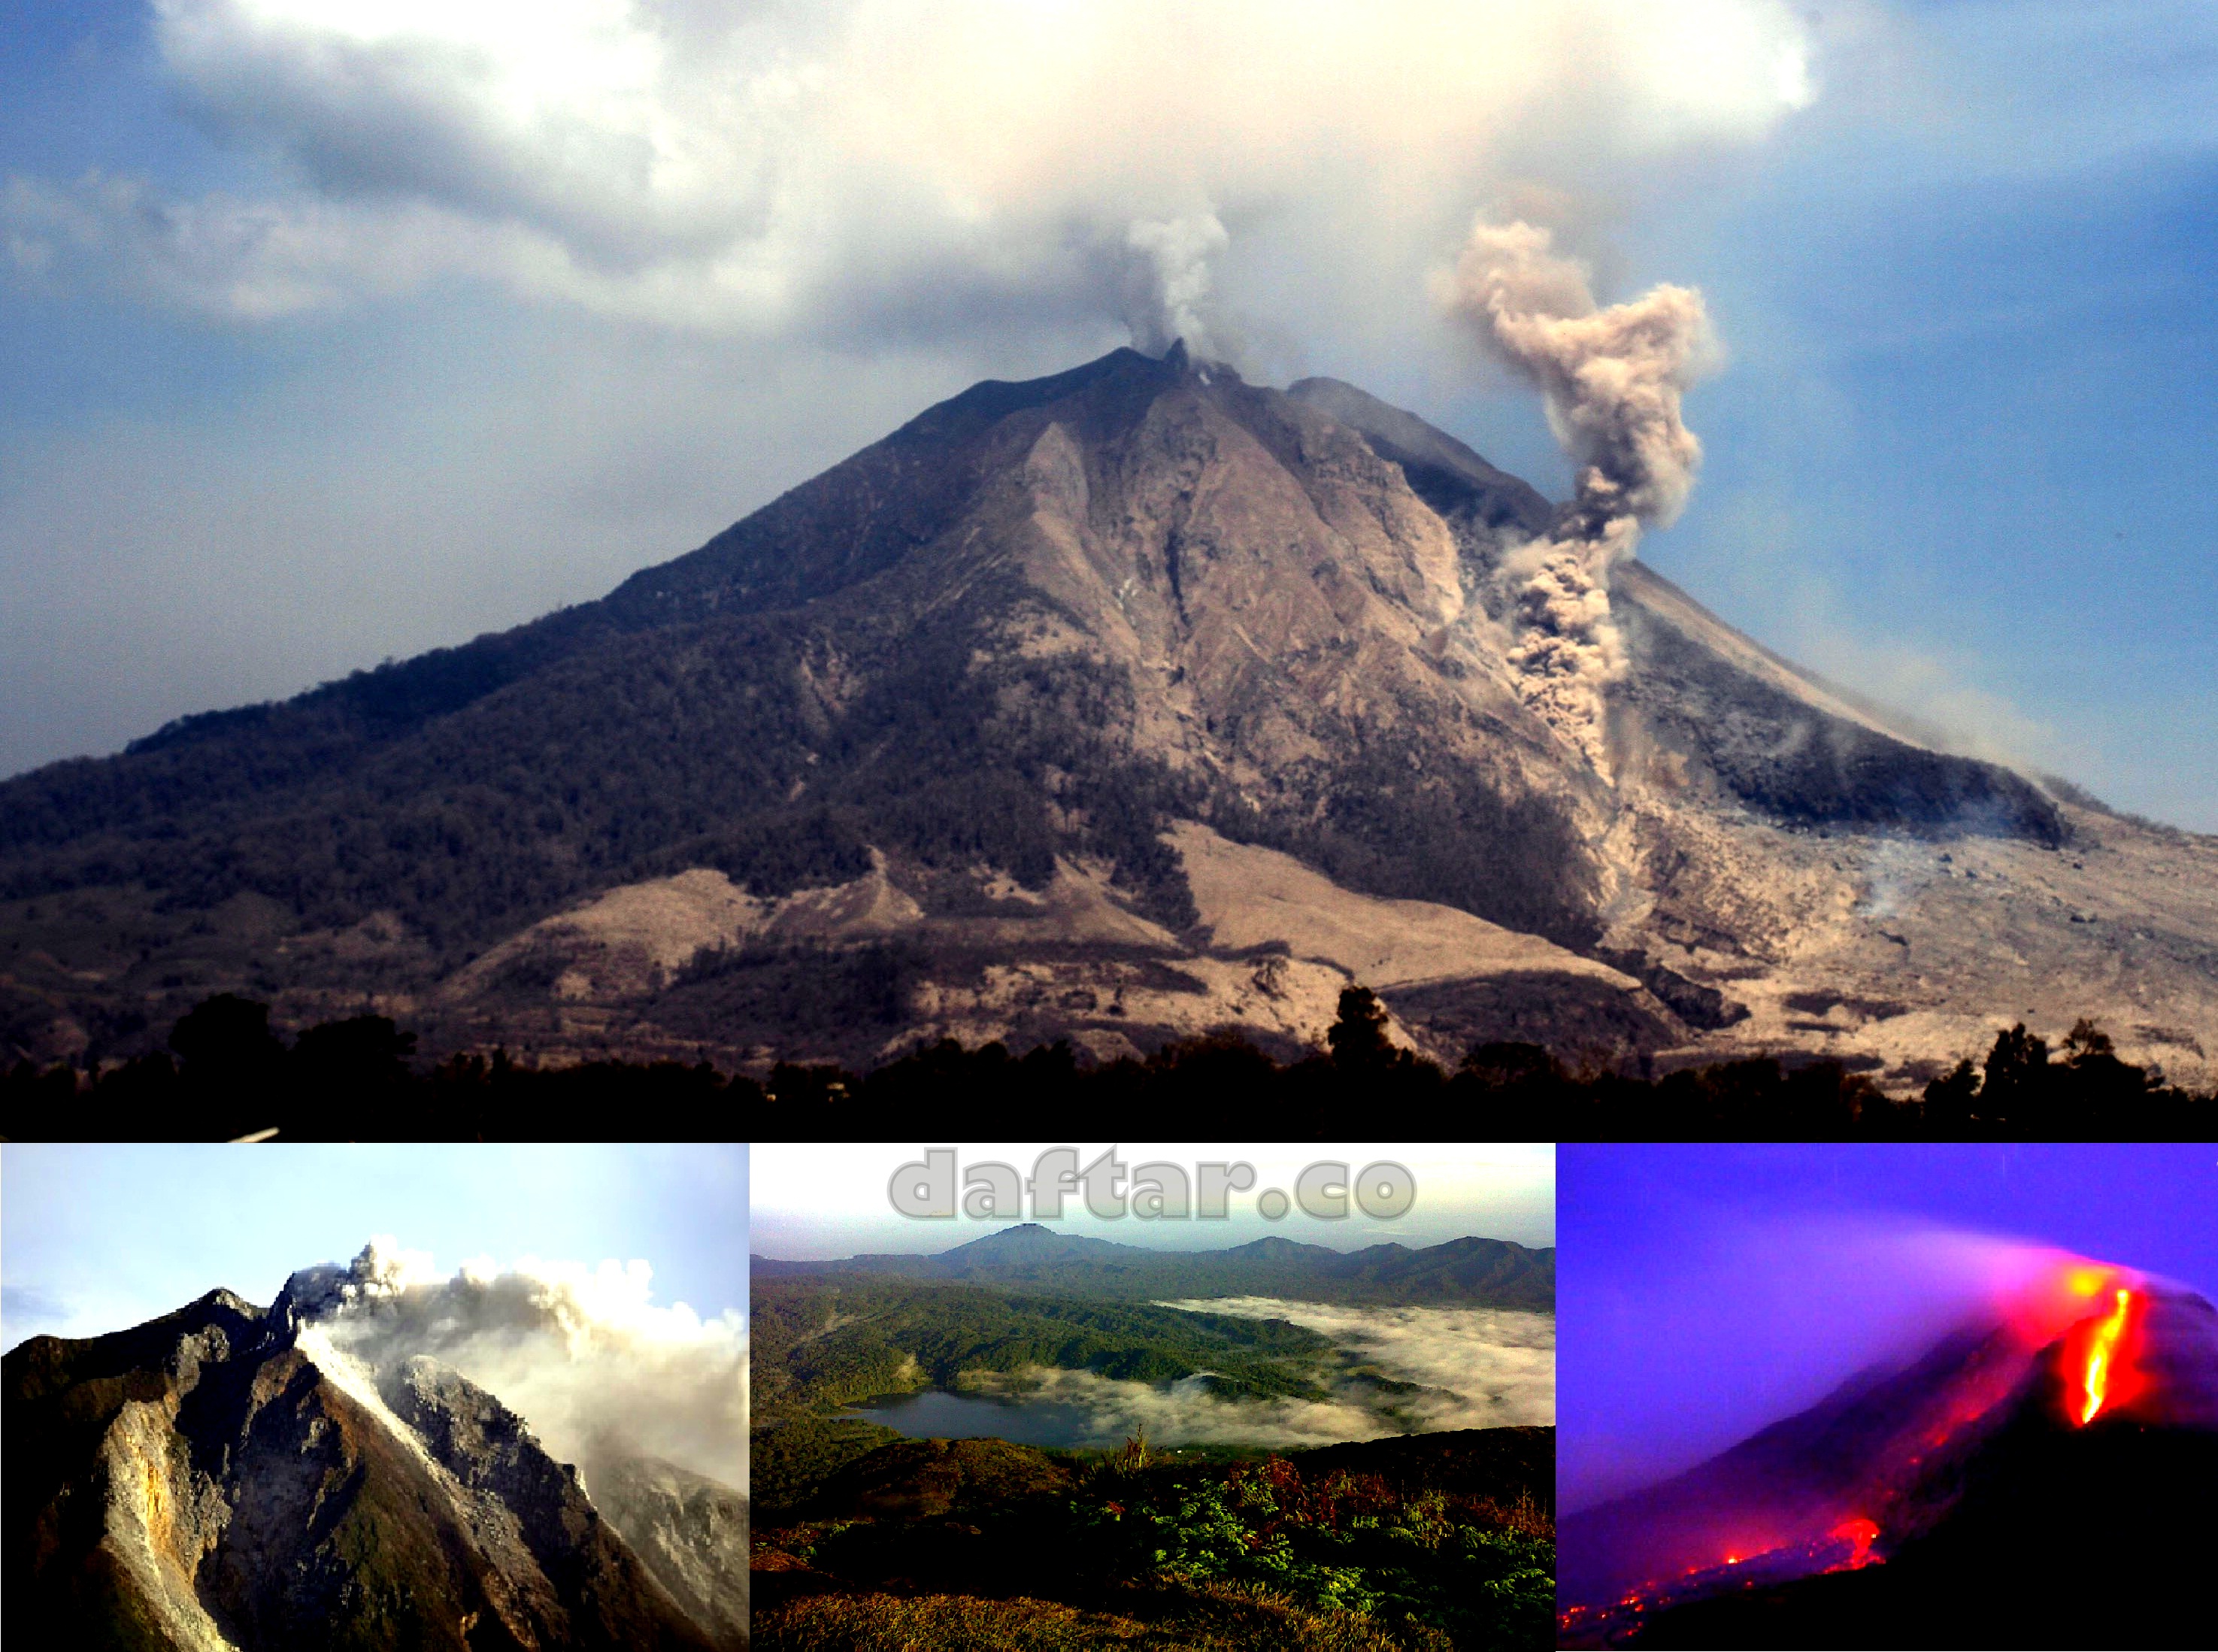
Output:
(750, 1141), (1555, 1260)
(2, 2), (2215, 828)
(0, 1141), (747, 1350)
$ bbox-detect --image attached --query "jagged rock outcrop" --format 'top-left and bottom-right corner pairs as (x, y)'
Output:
(2, 1293), (738, 1650)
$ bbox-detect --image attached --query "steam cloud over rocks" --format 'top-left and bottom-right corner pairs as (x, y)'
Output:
(972, 1300), (1554, 1447)
(280, 1237), (747, 1493)
(1438, 217), (1717, 772)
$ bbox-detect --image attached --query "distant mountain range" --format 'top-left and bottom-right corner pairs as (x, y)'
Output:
(3, 1288), (745, 1650)
(9, 342), (2209, 1082)
(752, 1224), (1554, 1309)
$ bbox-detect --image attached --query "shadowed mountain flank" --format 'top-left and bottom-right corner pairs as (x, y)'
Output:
(2, 346), (2212, 1089)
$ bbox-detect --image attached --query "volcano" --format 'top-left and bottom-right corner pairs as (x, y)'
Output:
(2, 1286), (747, 1650)
(4, 344), (2215, 1081)
(1559, 1267), (2218, 1648)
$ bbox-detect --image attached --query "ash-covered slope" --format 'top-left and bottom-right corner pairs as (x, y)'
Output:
(751, 1225), (1556, 1309)
(1561, 1276), (2218, 1648)
(2, 1290), (742, 1651)
(2, 344), (2213, 1086)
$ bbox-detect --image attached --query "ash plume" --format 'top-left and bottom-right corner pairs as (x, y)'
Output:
(1438, 217), (1717, 773)
(1123, 211), (1229, 361)
(280, 1237), (746, 1494)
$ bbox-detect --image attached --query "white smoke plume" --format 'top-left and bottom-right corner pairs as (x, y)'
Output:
(286, 1237), (747, 1494)
(1123, 211), (1229, 360)
(1437, 217), (1718, 773)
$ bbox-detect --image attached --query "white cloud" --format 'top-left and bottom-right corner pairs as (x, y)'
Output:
(298, 1238), (748, 1493)
(1167, 1296), (1556, 1431)
(960, 1299), (1553, 1445)
(8, 1), (1814, 338)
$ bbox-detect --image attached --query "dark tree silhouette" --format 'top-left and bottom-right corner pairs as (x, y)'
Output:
(1326, 987), (1394, 1069)
(2, 993), (2211, 1141)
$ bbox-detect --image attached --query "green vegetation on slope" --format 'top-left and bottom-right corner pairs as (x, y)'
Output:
(752, 1429), (1555, 1650)
(752, 1278), (1338, 1424)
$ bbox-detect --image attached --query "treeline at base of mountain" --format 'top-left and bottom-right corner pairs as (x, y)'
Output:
(2, 987), (2210, 1141)
(751, 1426), (1555, 1652)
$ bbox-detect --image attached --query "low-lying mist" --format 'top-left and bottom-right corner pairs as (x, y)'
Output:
(967, 1299), (1553, 1447)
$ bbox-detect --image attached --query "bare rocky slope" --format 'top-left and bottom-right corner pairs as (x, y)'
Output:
(2, 1292), (745, 1650)
(1561, 1284), (2218, 1648)
(2, 343), (2212, 1088)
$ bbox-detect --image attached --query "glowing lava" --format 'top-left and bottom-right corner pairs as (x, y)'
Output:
(1827, 1517), (1880, 1572)
(2066, 1266), (2107, 1297)
(2073, 1288), (2135, 1424)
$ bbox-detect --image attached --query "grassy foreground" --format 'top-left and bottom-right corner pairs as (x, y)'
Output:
(752, 1429), (1553, 1651)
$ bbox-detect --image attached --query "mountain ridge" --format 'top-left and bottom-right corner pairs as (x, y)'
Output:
(2, 1288), (746, 1650)
(4, 344), (2213, 1088)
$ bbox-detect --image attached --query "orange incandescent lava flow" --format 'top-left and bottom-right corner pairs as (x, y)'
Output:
(2075, 1288), (2135, 1424)
(1828, 1517), (1881, 1572)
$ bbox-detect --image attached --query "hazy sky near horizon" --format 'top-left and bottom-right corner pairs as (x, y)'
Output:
(5, 2), (2216, 827)
(0, 1141), (748, 1350)
(750, 1141), (1556, 1259)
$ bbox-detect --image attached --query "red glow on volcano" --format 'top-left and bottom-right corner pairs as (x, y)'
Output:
(2065, 1287), (2142, 1424)
(1827, 1517), (1880, 1571)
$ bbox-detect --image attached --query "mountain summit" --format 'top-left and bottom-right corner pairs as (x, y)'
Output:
(4, 347), (2213, 1083)
(2, 1290), (744, 1650)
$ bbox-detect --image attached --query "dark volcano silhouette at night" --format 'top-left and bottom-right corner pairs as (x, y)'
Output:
(1558, 1146), (2218, 1650)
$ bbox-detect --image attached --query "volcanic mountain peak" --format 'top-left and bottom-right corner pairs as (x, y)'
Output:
(1561, 1271), (2218, 1646)
(1222, 1235), (1343, 1260)
(937, 1223), (1147, 1263)
(3, 344), (2213, 1085)
(3, 1288), (744, 1650)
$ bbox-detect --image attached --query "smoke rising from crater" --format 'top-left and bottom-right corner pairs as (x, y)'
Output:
(1438, 217), (1717, 771)
(6, 3), (1813, 341)
(287, 1237), (746, 1493)
(1124, 211), (1230, 361)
